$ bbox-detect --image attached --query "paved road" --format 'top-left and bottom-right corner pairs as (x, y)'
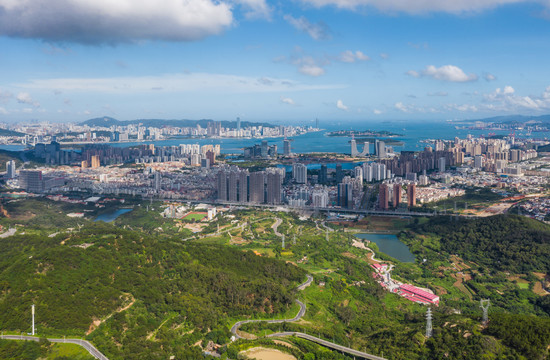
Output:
(267, 332), (387, 360)
(1, 335), (108, 360)
(231, 274), (312, 339)
(271, 217), (283, 237)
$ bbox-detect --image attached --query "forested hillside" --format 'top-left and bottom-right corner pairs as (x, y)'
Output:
(0, 222), (304, 359)
(411, 215), (550, 273)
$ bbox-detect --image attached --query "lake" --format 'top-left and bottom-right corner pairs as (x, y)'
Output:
(94, 208), (133, 223)
(354, 233), (416, 263)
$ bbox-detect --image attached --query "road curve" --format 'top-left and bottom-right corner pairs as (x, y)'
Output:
(231, 274), (313, 339)
(267, 332), (387, 360)
(0, 335), (108, 360)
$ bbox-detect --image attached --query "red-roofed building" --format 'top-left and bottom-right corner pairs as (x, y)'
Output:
(399, 284), (439, 305)
(370, 263), (388, 272)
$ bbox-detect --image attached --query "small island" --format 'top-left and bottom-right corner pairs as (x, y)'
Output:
(326, 130), (403, 137)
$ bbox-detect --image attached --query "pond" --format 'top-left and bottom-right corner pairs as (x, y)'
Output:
(354, 233), (416, 263)
(94, 208), (133, 223)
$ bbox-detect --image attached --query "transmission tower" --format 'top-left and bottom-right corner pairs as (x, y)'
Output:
(480, 299), (490, 326)
(293, 234), (296, 245)
(425, 307), (433, 338)
(282, 235), (285, 249)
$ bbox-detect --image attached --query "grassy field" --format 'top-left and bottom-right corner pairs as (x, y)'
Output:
(182, 212), (207, 221)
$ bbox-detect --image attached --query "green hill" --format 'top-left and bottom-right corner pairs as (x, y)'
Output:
(0, 221), (304, 359)
(410, 215), (550, 273)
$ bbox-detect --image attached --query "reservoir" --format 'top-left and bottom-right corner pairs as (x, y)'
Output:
(94, 208), (133, 223)
(354, 233), (415, 263)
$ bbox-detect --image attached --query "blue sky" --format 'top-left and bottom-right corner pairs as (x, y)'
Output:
(1, 0), (550, 124)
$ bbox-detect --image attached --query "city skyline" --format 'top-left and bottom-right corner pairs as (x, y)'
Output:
(1, 1), (550, 123)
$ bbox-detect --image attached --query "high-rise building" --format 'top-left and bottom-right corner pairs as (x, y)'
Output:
(283, 139), (292, 156)
(90, 155), (101, 168)
(407, 184), (417, 207)
(335, 163), (344, 183)
(6, 160), (16, 179)
(19, 170), (43, 193)
(337, 183), (353, 209)
(393, 184), (402, 208)
(354, 166), (363, 184)
(293, 163), (307, 184)
(378, 184), (389, 210)
(236, 117), (241, 133)
(238, 170), (249, 202)
(438, 157), (446, 173)
(266, 171), (282, 204)
(312, 189), (329, 208)
(474, 155), (484, 169)
(228, 171), (239, 202)
(154, 172), (161, 191)
(260, 140), (269, 158)
(249, 171), (265, 203)
(319, 164), (328, 184)
(376, 140), (386, 158)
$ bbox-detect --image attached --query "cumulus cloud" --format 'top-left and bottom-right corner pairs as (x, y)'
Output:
(0, 0), (235, 44)
(299, 0), (529, 15)
(293, 56), (327, 76)
(407, 65), (478, 82)
(280, 96), (296, 105)
(284, 15), (330, 40)
(16, 92), (40, 107)
(339, 50), (370, 63)
(336, 99), (348, 111)
(373, 109), (383, 114)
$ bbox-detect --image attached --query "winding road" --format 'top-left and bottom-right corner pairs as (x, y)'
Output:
(231, 274), (312, 339)
(230, 274), (387, 360)
(0, 335), (108, 360)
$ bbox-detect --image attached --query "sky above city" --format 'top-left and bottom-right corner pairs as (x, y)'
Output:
(1, 0), (550, 124)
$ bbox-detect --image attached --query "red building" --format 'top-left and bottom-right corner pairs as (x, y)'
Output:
(399, 284), (439, 305)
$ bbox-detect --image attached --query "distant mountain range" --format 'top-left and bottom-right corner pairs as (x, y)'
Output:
(79, 116), (273, 129)
(466, 114), (550, 125)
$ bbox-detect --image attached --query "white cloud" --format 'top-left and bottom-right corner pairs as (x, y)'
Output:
(339, 50), (370, 63)
(445, 103), (479, 112)
(293, 56), (327, 76)
(17, 72), (344, 93)
(236, 0), (272, 19)
(336, 99), (348, 111)
(0, 107), (7, 115)
(355, 51), (370, 61)
(484, 73), (497, 81)
(0, 0), (234, 44)
(373, 109), (383, 114)
(379, 53), (389, 59)
(284, 15), (330, 40)
(280, 96), (296, 105)
(299, 0), (530, 15)
(394, 102), (410, 112)
(16, 92), (40, 107)
(408, 65), (478, 82)
(22, 108), (33, 114)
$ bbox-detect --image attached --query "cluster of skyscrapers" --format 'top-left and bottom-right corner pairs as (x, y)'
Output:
(216, 166), (284, 205)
